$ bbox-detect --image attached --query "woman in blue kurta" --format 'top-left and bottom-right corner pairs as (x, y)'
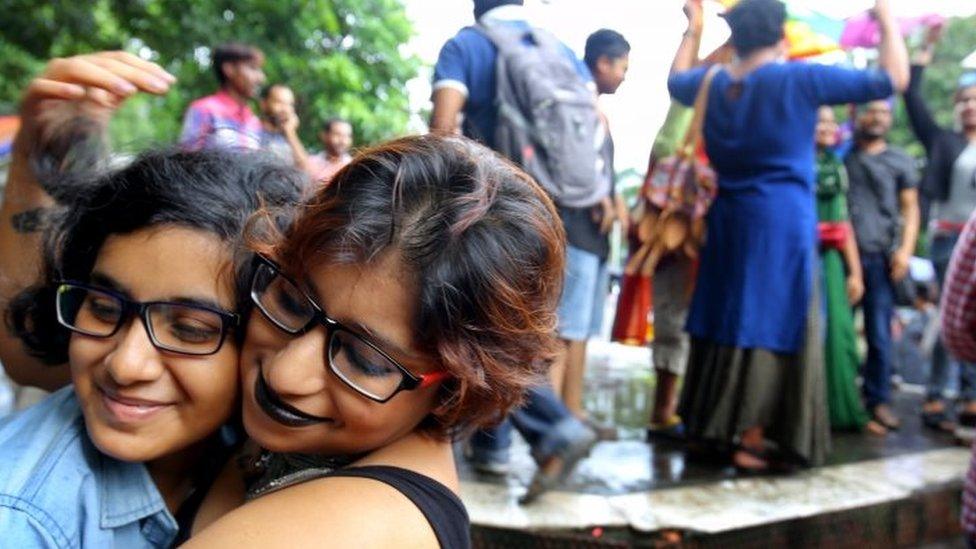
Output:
(668, 0), (908, 470)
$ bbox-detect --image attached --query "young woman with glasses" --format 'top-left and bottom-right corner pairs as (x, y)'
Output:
(2, 54), (566, 549)
(183, 135), (566, 548)
(0, 54), (304, 547)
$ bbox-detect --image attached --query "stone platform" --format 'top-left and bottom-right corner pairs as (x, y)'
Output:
(459, 339), (970, 547)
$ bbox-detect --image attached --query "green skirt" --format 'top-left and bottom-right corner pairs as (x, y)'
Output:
(821, 248), (870, 431)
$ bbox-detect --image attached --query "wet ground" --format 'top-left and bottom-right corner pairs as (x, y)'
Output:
(457, 338), (960, 496)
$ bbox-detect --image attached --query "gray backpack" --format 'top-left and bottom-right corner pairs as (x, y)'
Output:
(474, 23), (606, 208)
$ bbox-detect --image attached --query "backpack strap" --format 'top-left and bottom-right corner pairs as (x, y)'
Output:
(472, 22), (568, 65)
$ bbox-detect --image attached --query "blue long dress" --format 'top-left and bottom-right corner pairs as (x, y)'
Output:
(669, 62), (893, 464)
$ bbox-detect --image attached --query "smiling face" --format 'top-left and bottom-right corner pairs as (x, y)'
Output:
(69, 226), (240, 463)
(815, 106), (838, 149)
(240, 251), (444, 456)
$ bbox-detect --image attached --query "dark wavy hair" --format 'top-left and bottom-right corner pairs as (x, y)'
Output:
(723, 0), (787, 58)
(7, 147), (305, 366)
(256, 134), (565, 439)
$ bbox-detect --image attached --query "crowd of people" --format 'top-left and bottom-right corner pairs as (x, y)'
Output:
(0, 0), (974, 546)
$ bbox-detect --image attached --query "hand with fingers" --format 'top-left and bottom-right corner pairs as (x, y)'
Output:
(913, 22), (944, 66)
(12, 51), (177, 204)
(0, 51), (175, 391)
(17, 51), (175, 154)
(683, 0), (704, 35)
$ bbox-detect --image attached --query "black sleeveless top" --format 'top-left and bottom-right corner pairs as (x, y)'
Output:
(327, 466), (471, 549)
(243, 453), (470, 549)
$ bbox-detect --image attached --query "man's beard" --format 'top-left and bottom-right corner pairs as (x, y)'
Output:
(855, 126), (888, 141)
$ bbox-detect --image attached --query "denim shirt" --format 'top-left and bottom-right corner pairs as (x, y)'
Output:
(0, 387), (177, 548)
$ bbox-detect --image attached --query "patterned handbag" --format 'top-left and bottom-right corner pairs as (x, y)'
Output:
(631, 64), (720, 276)
(610, 67), (720, 346)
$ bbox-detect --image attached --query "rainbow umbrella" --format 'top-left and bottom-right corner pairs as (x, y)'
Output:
(714, 1), (846, 59)
(784, 7), (845, 59)
(714, 2), (947, 59)
(0, 115), (20, 159)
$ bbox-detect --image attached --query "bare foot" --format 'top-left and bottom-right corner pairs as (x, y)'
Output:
(872, 404), (901, 430)
(732, 449), (768, 471)
(864, 420), (888, 436)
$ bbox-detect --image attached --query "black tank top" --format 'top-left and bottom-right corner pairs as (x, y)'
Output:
(325, 466), (471, 549)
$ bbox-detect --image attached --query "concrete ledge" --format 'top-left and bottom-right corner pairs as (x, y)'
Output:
(462, 448), (969, 535)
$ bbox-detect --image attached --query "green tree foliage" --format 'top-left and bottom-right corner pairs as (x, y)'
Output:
(888, 14), (976, 158)
(0, 0), (420, 150)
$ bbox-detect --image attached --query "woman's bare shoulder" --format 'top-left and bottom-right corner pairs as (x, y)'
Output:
(183, 474), (439, 548)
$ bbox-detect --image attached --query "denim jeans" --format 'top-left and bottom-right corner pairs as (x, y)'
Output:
(469, 386), (591, 465)
(861, 252), (895, 408)
(928, 233), (976, 402)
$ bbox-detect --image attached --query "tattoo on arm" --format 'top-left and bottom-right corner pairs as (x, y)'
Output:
(11, 208), (53, 233)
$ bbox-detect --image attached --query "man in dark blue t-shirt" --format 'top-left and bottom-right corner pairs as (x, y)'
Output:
(430, 0), (598, 505)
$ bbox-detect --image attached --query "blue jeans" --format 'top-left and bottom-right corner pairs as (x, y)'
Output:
(928, 234), (976, 402)
(470, 386), (591, 465)
(862, 252), (895, 408)
(556, 245), (609, 341)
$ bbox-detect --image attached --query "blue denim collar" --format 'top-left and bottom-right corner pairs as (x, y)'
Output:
(88, 434), (175, 532)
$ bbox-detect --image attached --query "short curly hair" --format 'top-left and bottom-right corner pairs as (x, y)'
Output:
(262, 134), (565, 439)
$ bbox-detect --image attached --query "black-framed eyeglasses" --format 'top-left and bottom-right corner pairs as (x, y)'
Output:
(249, 255), (448, 403)
(55, 281), (239, 356)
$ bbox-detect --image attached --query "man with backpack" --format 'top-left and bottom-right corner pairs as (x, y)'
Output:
(430, 0), (600, 504)
(551, 28), (631, 421)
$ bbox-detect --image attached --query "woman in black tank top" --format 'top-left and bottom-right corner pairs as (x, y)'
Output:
(185, 134), (567, 548)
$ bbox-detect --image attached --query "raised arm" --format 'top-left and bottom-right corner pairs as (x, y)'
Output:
(873, 0), (910, 93)
(0, 52), (173, 389)
(670, 0), (704, 76)
(902, 24), (943, 151)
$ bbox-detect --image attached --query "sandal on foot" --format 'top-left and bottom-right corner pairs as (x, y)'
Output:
(646, 416), (685, 442)
(871, 404), (901, 431)
(732, 446), (796, 476)
(921, 408), (955, 433)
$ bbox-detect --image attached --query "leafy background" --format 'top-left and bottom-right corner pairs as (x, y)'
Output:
(0, 0), (421, 151)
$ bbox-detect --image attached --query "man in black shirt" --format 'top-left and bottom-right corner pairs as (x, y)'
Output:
(845, 99), (920, 430)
